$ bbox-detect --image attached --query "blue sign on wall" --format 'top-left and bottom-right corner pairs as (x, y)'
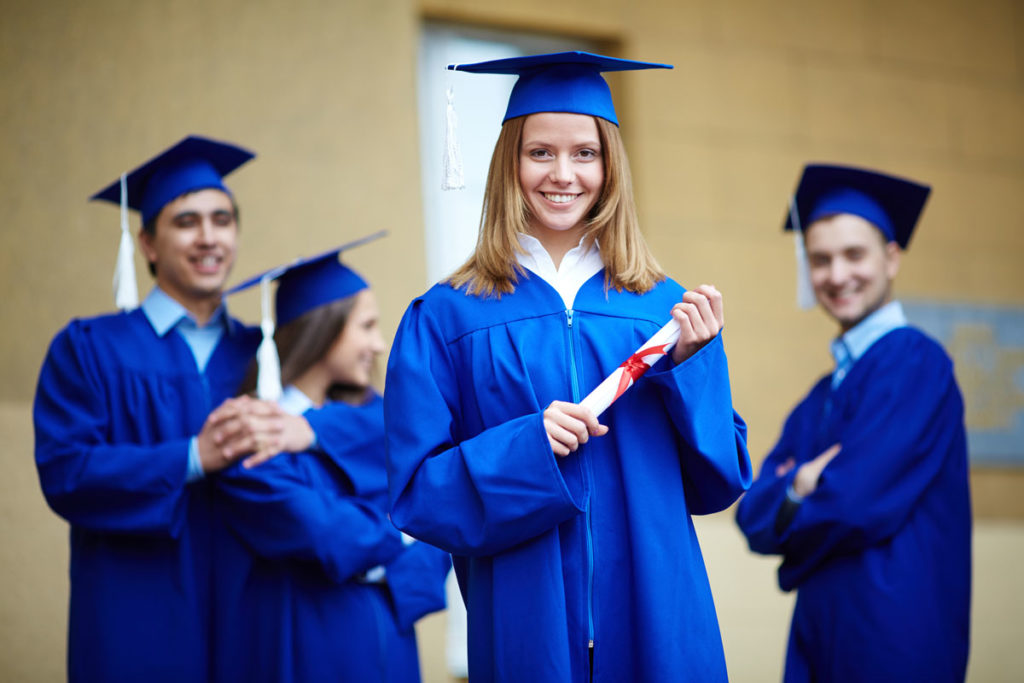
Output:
(903, 300), (1024, 466)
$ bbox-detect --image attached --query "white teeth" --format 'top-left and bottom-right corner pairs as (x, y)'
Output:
(543, 193), (577, 204)
(197, 256), (219, 267)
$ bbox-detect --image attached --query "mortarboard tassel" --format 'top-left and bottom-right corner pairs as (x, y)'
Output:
(256, 274), (283, 402)
(113, 173), (139, 310)
(442, 82), (465, 190)
(789, 197), (817, 310)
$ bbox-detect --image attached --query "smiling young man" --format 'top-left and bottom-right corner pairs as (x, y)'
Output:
(33, 136), (312, 682)
(736, 164), (972, 682)
(140, 187), (240, 322)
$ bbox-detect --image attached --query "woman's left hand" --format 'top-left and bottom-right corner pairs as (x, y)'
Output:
(670, 284), (724, 364)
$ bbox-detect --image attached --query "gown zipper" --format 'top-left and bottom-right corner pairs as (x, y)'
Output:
(566, 309), (596, 669)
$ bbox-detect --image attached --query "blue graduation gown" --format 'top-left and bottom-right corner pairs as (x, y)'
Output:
(735, 327), (971, 682)
(385, 271), (751, 683)
(213, 394), (451, 683)
(33, 309), (260, 683)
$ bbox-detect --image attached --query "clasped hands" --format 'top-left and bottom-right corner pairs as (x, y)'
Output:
(196, 395), (315, 473)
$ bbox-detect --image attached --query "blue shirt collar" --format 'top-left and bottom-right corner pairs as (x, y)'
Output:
(279, 384), (317, 416)
(830, 300), (907, 372)
(141, 286), (233, 337)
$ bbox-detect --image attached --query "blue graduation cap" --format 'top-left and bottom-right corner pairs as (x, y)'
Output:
(783, 163), (931, 310)
(440, 51), (672, 190)
(92, 135), (255, 225)
(228, 230), (384, 324)
(226, 230), (386, 400)
(448, 51), (673, 126)
(91, 135), (255, 310)
(785, 163), (931, 249)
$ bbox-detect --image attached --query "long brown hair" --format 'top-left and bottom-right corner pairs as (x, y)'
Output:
(445, 115), (664, 297)
(238, 294), (370, 404)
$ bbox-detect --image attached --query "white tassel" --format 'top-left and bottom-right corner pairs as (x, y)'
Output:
(442, 83), (465, 190)
(789, 198), (816, 310)
(113, 173), (139, 310)
(256, 275), (282, 401)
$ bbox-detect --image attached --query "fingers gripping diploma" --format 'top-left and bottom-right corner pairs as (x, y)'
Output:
(543, 401), (609, 457)
(546, 285), (720, 456)
(670, 284), (724, 365)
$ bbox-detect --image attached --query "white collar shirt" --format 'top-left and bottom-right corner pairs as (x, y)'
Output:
(514, 232), (603, 309)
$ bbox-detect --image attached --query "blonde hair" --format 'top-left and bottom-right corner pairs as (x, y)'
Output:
(446, 115), (664, 297)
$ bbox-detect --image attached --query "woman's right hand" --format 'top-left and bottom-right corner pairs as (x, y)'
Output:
(543, 401), (609, 457)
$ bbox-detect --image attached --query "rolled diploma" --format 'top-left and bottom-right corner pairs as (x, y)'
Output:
(579, 319), (681, 417)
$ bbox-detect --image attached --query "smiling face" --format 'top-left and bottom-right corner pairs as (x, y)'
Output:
(139, 188), (238, 314)
(804, 213), (901, 332)
(323, 289), (385, 389)
(518, 112), (605, 246)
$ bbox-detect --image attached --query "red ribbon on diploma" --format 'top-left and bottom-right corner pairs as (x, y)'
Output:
(613, 343), (674, 401)
(581, 319), (681, 417)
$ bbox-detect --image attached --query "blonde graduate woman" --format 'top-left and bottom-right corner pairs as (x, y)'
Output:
(384, 52), (752, 683)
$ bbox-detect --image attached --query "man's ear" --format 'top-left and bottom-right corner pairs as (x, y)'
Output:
(885, 241), (901, 280)
(138, 228), (157, 268)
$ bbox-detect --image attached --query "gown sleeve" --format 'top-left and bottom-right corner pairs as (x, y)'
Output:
(215, 450), (405, 584)
(304, 399), (393, 497)
(776, 341), (962, 589)
(645, 332), (753, 514)
(309, 397), (452, 626)
(305, 403), (380, 470)
(735, 402), (811, 556)
(384, 299), (587, 557)
(33, 322), (191, 537)
(384, 540), (452, 633)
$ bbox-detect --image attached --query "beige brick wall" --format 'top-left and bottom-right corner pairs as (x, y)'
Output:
(426, 0), (1024, 465)
(2, 0), (1021, 680)
(0, 0), (426, 402)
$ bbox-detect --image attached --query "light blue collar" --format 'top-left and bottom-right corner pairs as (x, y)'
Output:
(279, 384), (316, 416)
(830, 300), (907, 388)
(141, 287), (232, 337)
